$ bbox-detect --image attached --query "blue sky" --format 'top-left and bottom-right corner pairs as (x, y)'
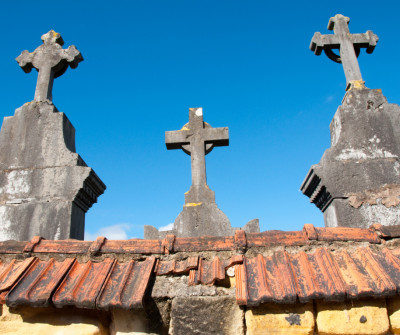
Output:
(1, 1), (399, 239)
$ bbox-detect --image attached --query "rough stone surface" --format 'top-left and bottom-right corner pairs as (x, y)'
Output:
(170, 296), (244, 335)
(245, 302), (314, 335)
(151, 275), (234, 299)
(0, 305), (108, 335)
(110, 309), (157, 335)
(301, 88), (400, 228)
(316, 299), (389, 335)
(0, 101), (105, 241)
(387, 297), (400, 334)
(145, 107), (259, 238)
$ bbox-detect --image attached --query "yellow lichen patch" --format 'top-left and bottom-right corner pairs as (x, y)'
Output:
(316, 299), (389, 335)
(387, 296), (400, 334)
(348, 80), (366, 90)
(184, 202), (202, 207)
(246, 303), (314, 335)
(180, 126), (190, 131)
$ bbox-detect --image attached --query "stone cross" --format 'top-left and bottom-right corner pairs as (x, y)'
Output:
(165, 108), (229, 204)
(16, 30), (83, 102)
(310, 14), (378, 88)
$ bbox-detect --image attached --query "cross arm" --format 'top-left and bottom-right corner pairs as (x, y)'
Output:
(165, 130), (191, 150)
(54, 46), (83, 78)
(350, 31), (379, 53)
(16, 50), (34, 73)
(203, 127), (229, 147)
(62, 45), (83, 68)
(310, 33), (340, 55)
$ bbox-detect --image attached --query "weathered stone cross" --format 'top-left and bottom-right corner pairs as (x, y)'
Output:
(16, 30), (83, 102)
(310, 14), (378, 88)
(165, 108), (229, 204)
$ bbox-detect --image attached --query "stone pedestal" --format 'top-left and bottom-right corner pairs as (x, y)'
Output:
(172, 203), (232, 238)
(0, 101), (105, 241)
(301, 88), (400, 228)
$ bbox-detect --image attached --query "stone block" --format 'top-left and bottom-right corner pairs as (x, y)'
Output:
(110, 309), (156, 335)
(0, 304), (108, 335)
(170, 296), (244, 335)
(245, 302), (314, 335)
(387, 296), (400, 334)
(316, 299), (389, 335)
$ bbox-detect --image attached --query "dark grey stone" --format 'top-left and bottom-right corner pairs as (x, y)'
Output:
(301, 88), (400, 228)
(310, 14), (378, 89)
(285, 313), (301, 326)
(170, 296), (244, 335)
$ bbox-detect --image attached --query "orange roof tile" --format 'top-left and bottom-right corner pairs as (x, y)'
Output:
(0, 224), (399, 309)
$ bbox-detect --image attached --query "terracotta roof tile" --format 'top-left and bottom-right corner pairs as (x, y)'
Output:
(371, 223), (400, 238)
(379, 248), (400, 292)
(306, 248), (346, 301)
(33, 240), (91, 253)
(289, 251), (323, 302)
(101, 240), (163, 254)
(0, 240), (26, 254)
(235, 263), (248, 305)
(314, 227), (380, 243)
(235, 247), (400, 306)
(96, 257), (156, 310)
(246, 230), (308, 247)
(242, 252), (297, 305)
(6, 258), (75, 307)
(0, 224), (387, 255)
(0, 257), (35, 292)
(174, 236), (236, 252)
(335, 248), (396, 298)
(155, 256), (199, 275)
(1, 225), (400, 309)
(188, 255), (244, 285)
(53, 258), (115, 308)
(189, 257), (225, 285)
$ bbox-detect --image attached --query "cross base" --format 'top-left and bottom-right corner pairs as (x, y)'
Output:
(173, 202), (232, 237)
(184, 184), (215, 204)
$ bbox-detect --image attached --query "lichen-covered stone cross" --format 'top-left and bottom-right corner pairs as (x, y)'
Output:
(16, 30), (83, 102)
(165, 108), (229, 204)
(310, 14), (378, 88)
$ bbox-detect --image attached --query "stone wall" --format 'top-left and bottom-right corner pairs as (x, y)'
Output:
(3, 295), (400, 334)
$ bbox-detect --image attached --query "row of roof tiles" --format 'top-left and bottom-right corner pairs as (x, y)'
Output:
(236, 246), (400, 306)
(0, 223), (394, 256)
(1, 237), (400, 308)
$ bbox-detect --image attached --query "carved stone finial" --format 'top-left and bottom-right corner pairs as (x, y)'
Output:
(165, 108), (229, 204)
(16, 30), (83, 102)
(310, 14), (378, 89)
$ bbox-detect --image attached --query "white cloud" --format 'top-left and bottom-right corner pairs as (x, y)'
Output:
(159, 223), (174, 231)
(85, 223), (134, 240)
